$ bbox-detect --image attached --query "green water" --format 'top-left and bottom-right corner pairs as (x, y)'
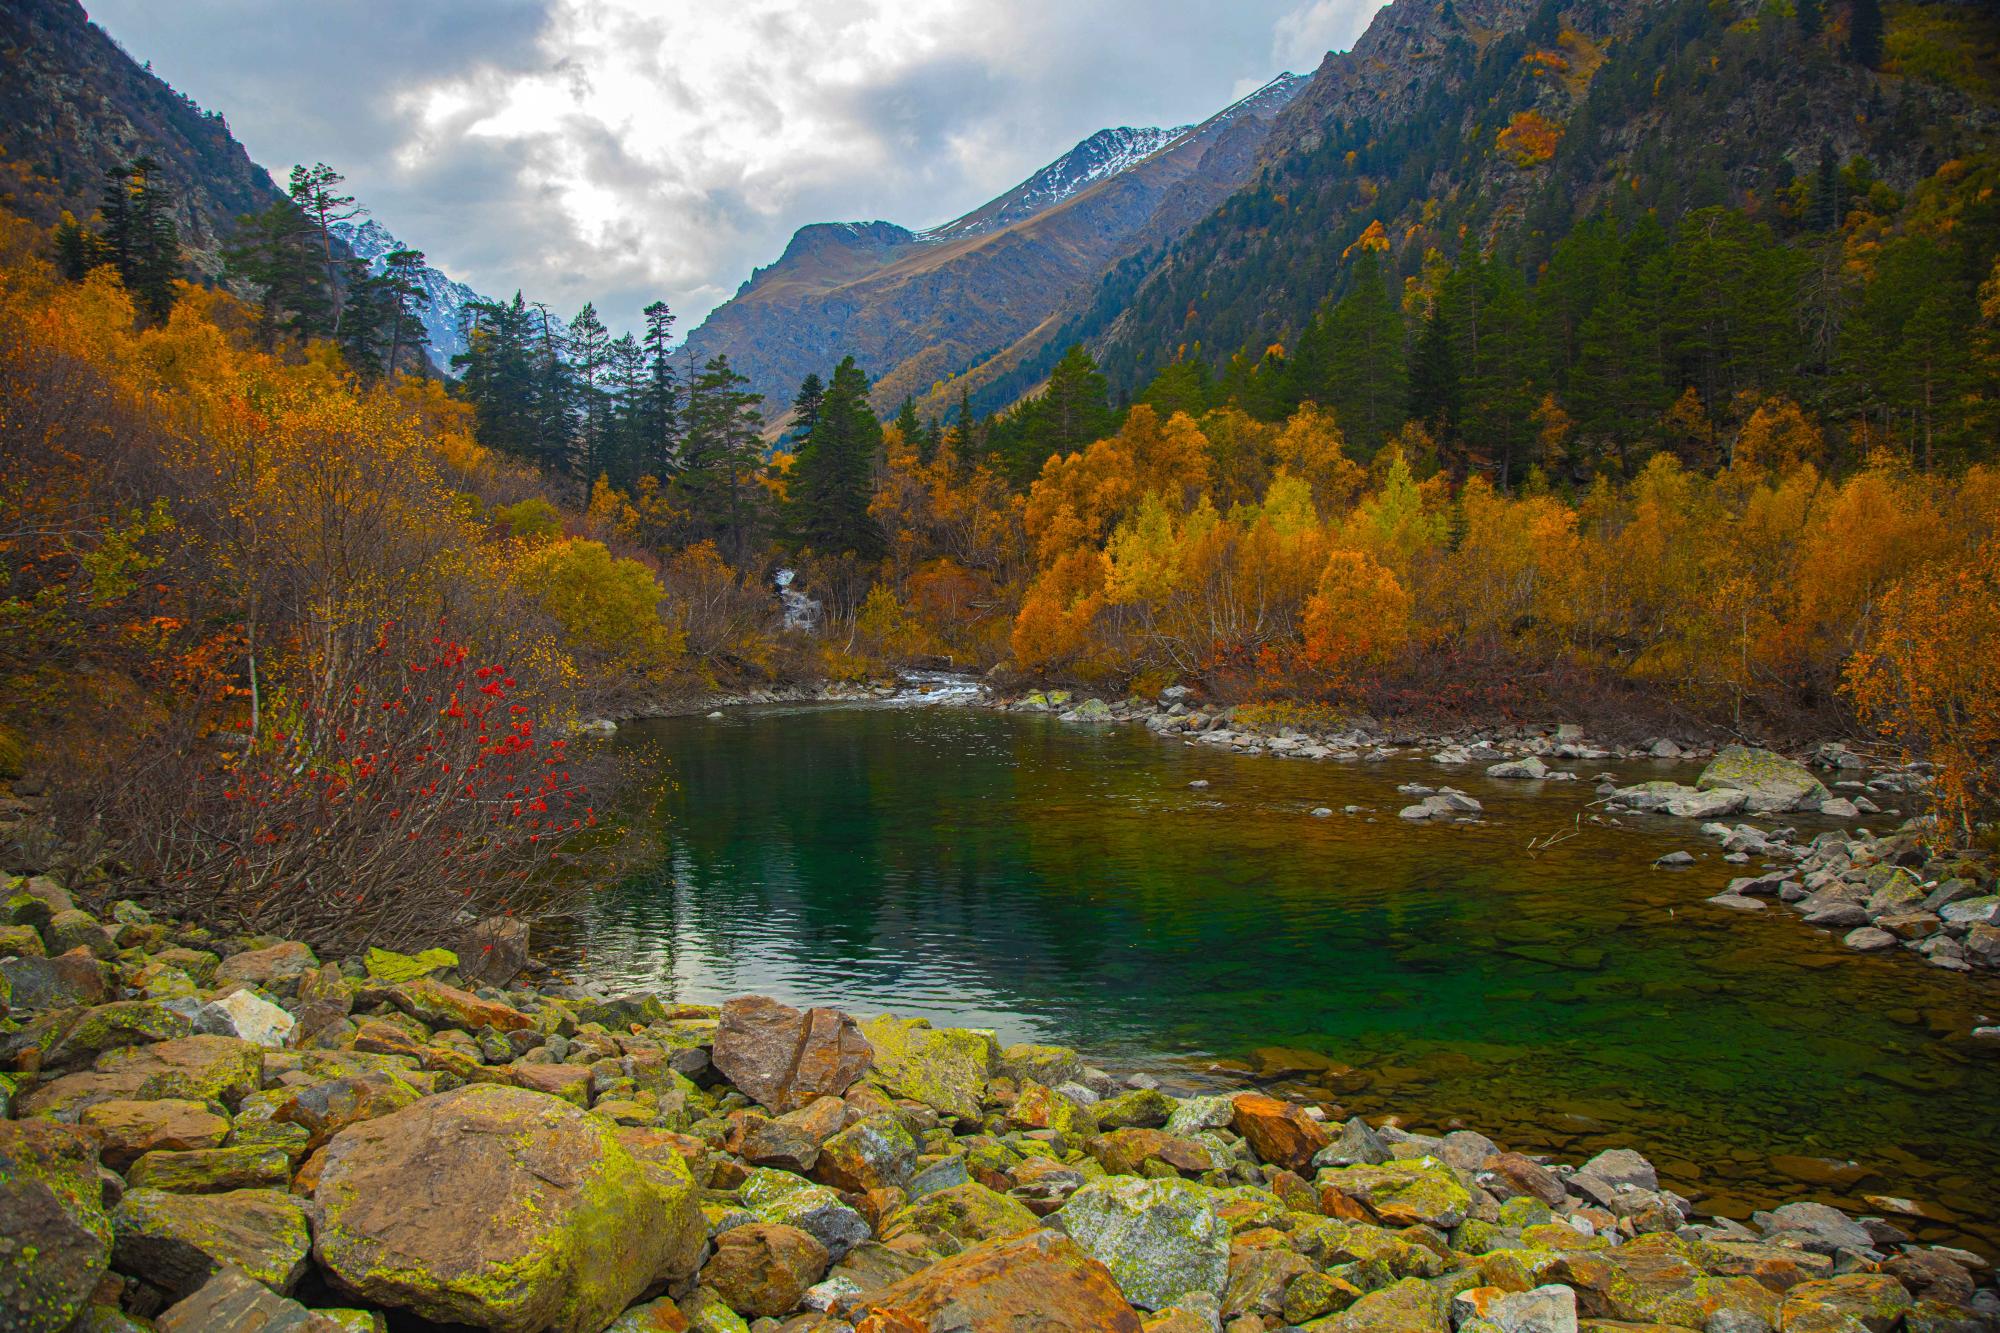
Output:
(584, 701), (2000, 1255)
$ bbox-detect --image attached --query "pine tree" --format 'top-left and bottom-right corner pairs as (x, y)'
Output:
(92, 158), (182, 319)
(1407, 305), (1462, 443)
(786, 373), (826, 455)
(788, 356), (884, 559)
(1320, 251), (1408, 453)
(226, 197), (331, 345)
(568, 303), (613, 481)
(378, 247), (431, 376)
(892, 397), (924, 458)
(604, 333), (650, 486)
(456, 294), (540, 459)
(677, 355), (767, 563)
(287, 163), (363, 333)
(1811, 141), (1842, 233)
(640, 301), (681, 477)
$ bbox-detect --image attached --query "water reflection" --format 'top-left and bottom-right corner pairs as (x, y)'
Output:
(583, 704), (2000, 1254)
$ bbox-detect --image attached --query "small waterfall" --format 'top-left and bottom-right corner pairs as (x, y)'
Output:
(775, 568), (821, 632)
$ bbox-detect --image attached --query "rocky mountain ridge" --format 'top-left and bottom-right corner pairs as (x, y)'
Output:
(676, 74), (1309, 418)
(330, 218), (491, 373)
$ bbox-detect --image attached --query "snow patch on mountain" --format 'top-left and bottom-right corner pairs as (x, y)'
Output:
(331, 218), (489, 373)
(921, 125), (1190, 241)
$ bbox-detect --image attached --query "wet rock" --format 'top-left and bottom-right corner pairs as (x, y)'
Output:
(0, 1119), (113, 1333)
(110, 1187), (312, 1298)
(850, 1228), (1142, 1331)
(311, 1085), (704, 1332)
(713, 996), (873, 1114)
(1655, 851), (1695, 868)
(1708, 893), (1767, 912)
(1843, 926), (1897, 951)
(1228, 1091), (1330, 1171)
(1314, 1116), (1393, 1168)
(1488, 757), (1550, 780)
(700, 1222), (830, 1318)
(858, 1013), (992, 1123)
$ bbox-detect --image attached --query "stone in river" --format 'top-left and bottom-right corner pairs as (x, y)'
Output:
(1843, 926), (1898, 951)
(712, 995), (873, 1114)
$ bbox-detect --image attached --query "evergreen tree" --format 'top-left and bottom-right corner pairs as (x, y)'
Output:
(1811, 141), (1842, 233)
(1847, 0), (1883, 67)
(605, 333), (650, 486)
(455, 294), (540, 459)
(568, 302), (613, 481)
(1026, 345), (1116, 475)
(378, 247), (432, 376)
(226, 197), (331, 346)
(92, 158), (182, 319)
(892, 397), (929, 462)
(287, 163), (362, 334)
(1796, 0), (1822, 40)
(1319, 251), (1408, 453)
(1407, 305), (1462, 443)
(788, 356), (884, 559)
(786, 373), (826, 455)
(640, 301), (681, 477)
(677, 355), (767, 563)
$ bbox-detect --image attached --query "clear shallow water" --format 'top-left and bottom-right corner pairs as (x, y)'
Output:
(580, 703), (2000, 1255)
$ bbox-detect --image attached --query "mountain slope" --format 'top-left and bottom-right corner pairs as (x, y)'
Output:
(1081, 0), (2000, 396)
(332, 219), (491, 373)
(678, 75), (1307, 417)
(0, 0), (284, 274)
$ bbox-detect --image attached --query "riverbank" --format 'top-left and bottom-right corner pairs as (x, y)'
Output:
(2, 877), (1995, 1332)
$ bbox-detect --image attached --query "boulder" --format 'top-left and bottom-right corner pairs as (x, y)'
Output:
(699, 1222), (830, 1318)
(44, 910), (117, 959)
(1452, 1283), (1578, 1333)
(882, 1181), (1037, 1257)
(128, 1145), (294, 1193)
(311, 1085), (704, 1333)
(276, 1073), (422, 1151)
(723, 1110), (822, 1172)
(712, 995), (873, 1113)
(858, 1013), (993, 1122)
(154, 1266), (348, 1333)
(1696, 746), (1830, 812)
(216, 942), (318, 987)
(1578, 1147), (1658, 1191)
(1229, 1091), (1330, 1171)
(996, 1042), (1086, 1088)
(849, 1228), (1142, 1331)
(0, 1119), (112, 1333)
(0, 951), (112, 1011)
(1090, 1128), (1214, 1177)
(43, 1000), (194, 1067)
(196, 989), (296, 1048)
(20, 1035), (263, 1117)
(1315, 1160), (1472, 1228)
(1487, 757), (1550, 780)
(1775, 1273), (1912, 1331)
(1317, 1275), (1450, 1331)
(1056, 1176), (1228, 1311)
(740, 1168), (873, 1260)
(79, 1099), (232, 1170)
(813, 1114), (918, 1194)
(388, 976), (529, 1033)
(110, 1187), (312, 1298)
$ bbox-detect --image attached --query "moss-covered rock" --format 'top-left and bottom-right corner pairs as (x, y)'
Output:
(1057, 1175), (1228, 1312)
(360, 946), (456, 984)
(128, 1144), (294, 1193)
(44, 999), (194, 1067)
(110, 1187), (312, 1298)
(0, 1119), (113, 1333)
(882, 1180), (1038, 1257)
(1696, 745), (1829, 812)
(1314, 1160), (1472, 1229)
(697, 1222), (829, 1317)
(79, 1098), (232, 1170)
(860, 1013), (994, 1122)
(311, 1085), (705, 1333)
(20, 1034), (263, 1116)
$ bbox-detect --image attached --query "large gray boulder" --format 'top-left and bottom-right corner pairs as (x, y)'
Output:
(1696, 746), (1830, 812)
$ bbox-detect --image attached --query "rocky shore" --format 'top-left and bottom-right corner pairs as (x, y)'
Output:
(3, 867), (1997, 1333)
(992, 689), (2000, 987)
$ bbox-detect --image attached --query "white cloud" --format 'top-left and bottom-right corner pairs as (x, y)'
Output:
(85, 0), (1388, 335)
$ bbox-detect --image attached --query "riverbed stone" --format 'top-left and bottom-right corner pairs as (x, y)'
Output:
(859, 1013), (993, 1122)
(1697, 746), (1830, 812)
(884, 1180), (1038, 1256)
(80, 1098), (232, 1170)
(1319, 1275), (1451, 1331)
(310, 1084), (705, 1332)
(699, 1222), (830, 1318)
(0, 1118), (113, 1333)
(1316, 1160), (1472, 1228)
(1776, 1273), (1912, 1331)
(741, 1168), (872, 1259)
(713, 995), (873, 1113)
(1230, 1091), (1330, 1171)
(850, 1228), (1143, 1331)
(813, 1113), (917, 1193)
(153, 1266), (347, 1333)
(1057, 1175), (1228, 1311)
(110, 1187), (312, 1298)
(20, 1034), (263, 1117)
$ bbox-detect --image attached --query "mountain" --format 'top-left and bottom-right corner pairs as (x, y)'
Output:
(331, 219), (490, 374)
(0, 0), (284, 275)
(1078, 0), (2000, 398)
(677, 74), (1309, 419)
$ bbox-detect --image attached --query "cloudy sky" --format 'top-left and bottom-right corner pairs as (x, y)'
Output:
(86, 0), (1385, 336)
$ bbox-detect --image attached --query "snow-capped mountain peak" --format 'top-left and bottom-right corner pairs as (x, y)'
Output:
(330, 218), (489, 373)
